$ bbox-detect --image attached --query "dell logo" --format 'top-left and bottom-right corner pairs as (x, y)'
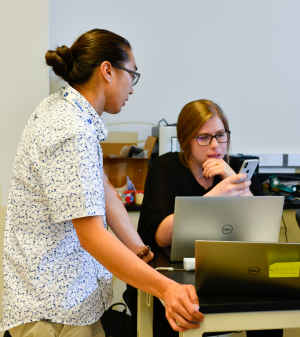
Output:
(248, 266), (261, 274)
(222, 224), (234, 235)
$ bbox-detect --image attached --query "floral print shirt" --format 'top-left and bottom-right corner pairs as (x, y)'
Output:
(1, 85), (112, 331)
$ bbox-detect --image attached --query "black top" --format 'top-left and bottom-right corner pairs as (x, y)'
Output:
(137, 152), (222, 253)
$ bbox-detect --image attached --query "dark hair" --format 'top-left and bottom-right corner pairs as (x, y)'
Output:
(45, 29), (131, 85)
(177, 99), (230, 166)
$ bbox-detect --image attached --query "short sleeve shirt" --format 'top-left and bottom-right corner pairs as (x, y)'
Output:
(0, 85), (113, 331)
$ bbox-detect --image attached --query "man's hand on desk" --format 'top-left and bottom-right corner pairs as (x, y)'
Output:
(162, 281), (204, 332)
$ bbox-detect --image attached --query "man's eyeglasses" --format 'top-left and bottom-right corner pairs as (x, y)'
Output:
(195, 130), (230, 146)
(113, 65), (141, 87)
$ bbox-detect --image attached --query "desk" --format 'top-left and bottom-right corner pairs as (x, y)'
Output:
(281, 210), (300, 243)
(137, 253), (300, 337)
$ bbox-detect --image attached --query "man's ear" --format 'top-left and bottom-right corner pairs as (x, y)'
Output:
(99, 61), (113, 84)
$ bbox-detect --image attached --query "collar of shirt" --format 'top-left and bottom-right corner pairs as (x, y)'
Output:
(61, 84), (108, 142)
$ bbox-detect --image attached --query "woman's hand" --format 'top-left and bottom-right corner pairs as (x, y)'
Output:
(240, 187), (253, 196)
(205, 173), (251, 197)
(162, 280), (204, 332)
(202, 158), (235, 179)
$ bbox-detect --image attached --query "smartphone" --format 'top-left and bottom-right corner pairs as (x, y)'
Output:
(238, 159), (259, 181)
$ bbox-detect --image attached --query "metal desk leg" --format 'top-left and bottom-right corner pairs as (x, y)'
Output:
(137, 289), (153, 337)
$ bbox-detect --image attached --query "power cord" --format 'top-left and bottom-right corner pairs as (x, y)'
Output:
(155, 258), (195, 272)
(158, 118), (176, 127)
(155, 267), (185, 271)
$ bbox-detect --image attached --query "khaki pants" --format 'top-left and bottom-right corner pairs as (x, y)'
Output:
(2, 319), (105, 337)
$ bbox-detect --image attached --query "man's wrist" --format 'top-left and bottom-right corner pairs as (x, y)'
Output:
(137, 245), (152, 259)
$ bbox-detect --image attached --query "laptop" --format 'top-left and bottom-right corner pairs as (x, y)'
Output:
(194, 240), (300, 312)
(170, 196), (284, 261)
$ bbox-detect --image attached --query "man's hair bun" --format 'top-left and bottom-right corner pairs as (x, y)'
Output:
(45, 45), (73, 82)
(45, 29), (131, 85)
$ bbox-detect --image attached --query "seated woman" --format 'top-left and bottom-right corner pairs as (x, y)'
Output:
(124, 99), (283, 337)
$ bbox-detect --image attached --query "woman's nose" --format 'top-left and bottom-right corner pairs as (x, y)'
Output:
(210, 136), (218, 147)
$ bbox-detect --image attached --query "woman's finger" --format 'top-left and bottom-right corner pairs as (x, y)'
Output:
(203, 166), (222, 178)
(203, 159), (221, 171)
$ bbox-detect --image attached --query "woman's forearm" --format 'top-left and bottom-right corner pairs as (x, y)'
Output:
(155, 214), (174, 247)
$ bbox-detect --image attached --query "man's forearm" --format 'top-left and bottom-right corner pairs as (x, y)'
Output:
(73, 215), (169, 296)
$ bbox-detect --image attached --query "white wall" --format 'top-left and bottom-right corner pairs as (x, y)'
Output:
(50, 0), (300, 154)
(0, 1), (49, 203)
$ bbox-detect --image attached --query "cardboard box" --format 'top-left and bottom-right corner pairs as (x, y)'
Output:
(101, 142), (137, 159)
(101, 136), (157, 190)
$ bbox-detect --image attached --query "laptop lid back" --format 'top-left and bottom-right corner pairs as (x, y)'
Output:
(195, 240), (300, 297)
(170, 196), (284, 262)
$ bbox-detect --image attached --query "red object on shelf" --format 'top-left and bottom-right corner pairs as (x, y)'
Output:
(123, 190), (135, 205)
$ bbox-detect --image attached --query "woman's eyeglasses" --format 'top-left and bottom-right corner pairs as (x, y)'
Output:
(195, 130), (230, 146)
